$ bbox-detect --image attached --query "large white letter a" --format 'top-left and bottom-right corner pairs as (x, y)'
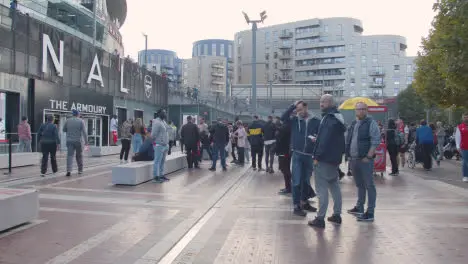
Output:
(87, 54), (104, 87)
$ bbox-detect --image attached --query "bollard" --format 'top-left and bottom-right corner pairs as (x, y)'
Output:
(8, 136), (12, 174)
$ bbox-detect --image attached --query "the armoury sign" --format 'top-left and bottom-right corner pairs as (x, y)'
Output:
(41, 33), (151, 95)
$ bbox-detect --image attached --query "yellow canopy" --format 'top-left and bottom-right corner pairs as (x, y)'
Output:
(339, 97), (379, 110)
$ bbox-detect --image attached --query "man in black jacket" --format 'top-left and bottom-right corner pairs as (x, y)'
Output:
(275, 119), (291, 194)
(263, 115), (277, 173)
(309, 94), (346, 229)
(180, 116), (200, 169)
(248, 115), (264, 170)
(209, 118), (230, 171)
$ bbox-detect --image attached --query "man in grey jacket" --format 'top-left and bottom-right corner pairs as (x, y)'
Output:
(63, 110), (88, 176)
(152, 109), (170, 183)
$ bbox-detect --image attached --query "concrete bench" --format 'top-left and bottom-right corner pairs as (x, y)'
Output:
(111, 152), (187, 185)
(0, 152), (40, 169)
(89, 146), (121, 157)
(0, 188), (39, 232)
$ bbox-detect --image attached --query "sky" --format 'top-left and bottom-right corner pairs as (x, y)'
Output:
(120, 0), (436, 60)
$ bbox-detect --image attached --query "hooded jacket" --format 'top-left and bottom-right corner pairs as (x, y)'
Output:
(281, 104), (320, 156)
(313, 107), (346, 165)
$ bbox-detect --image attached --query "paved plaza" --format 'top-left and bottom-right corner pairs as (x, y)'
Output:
(0, 154), (467, 264)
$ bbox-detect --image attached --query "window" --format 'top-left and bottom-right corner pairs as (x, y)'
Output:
(394, 88), (400, 96)
(220, 44), (225, 56)
(372, 55), (378, 64)
(265, 31), (270, 43)
(265, 53), (269, 60)
(272, 31), (278, 40)
(228, 44), (232, 58)
(349, 56), (355, 64)
(372, 41), (378, 50)
(362, 67), (367, 75)
(394, 65), (400, 73)
(361, 55), (367, 64)
(406, 64), (412, 73)
(361, 89), (367, 96)
(349, 44), (353, 52)
(265, 63), (269, 70)
(274, 62), (277, 69)
(407, 76), (413, 84)
(204, 44), (208, 55)
(238, 37), (242, 45)
(394, 78), (400, 85)
(350, 78), (356, 86)
(212, 44), (217, 56)
(361, 78), (367, 86)
(324, 25), (329, 32)
(361, 42), (367, 49)
(197, 45), (201, 56)
(350, 67), (355, 75)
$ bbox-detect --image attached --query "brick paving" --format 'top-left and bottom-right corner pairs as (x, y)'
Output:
(0, 155), (467, 264)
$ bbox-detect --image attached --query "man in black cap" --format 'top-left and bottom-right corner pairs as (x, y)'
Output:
(248, 115), (264, 171)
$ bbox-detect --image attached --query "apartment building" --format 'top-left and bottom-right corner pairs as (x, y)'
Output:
(182, 39), (234, 97)
(234, 17), (415, 98)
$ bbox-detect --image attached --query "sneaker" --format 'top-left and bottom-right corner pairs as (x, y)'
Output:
(338, 170), (345, 180)
(302, 203), (317, 212)
(463, 177), (468, 182)
(293, 206), (307, 217)
(347, 207), (363, 216)
(347, 170), (353, 176)
(327, 214), (342, 225)
(437, 160), (440, 167)
(258, 167), (264, 171)
(308, 217), (325, 229)
(278, 188), (291, 195)
(209, 167), (216, 171)
(66, 172), (71, 177)
(222, 167), (227, 171)
(252, 167), (257, 171)
(78, 171), (83, 175)
(40, 173), (45, 177)
(357, 212), (375, 222)
(161, 176), (170, 181)
(269, 169), (275, 174)
(152, 177), (164, 183)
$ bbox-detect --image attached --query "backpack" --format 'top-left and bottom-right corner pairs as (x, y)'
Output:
(394, 130), (405, 146)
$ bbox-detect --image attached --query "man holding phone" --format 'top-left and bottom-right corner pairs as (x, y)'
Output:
(281, 100), (321, 216)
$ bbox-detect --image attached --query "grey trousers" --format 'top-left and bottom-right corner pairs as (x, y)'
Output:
(67, 141), (83, 173)
(314, 161), (342, 219)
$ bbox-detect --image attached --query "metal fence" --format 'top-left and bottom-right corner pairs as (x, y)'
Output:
(0, 133), (39, 154)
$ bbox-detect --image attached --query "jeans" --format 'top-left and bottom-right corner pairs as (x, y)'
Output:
(245, 148), (250, 162)
(237, 147), (245, 164)
(279, 155), (292, 191)
(18, 139), (31, 152)
(212, 144), (227, 169)
(132, 134), (143, 153)
(314, 161), (342, 219)
(350, 158), (376, 214)
(120, 139), (131, 161)
(153, 144), (168, 178)
(231, 144), (237, 161)
(66, 141), (83, 173)
(41, 142), (57, 174)
(264, 143), (276, 169)
(200, 145), (212, 161)
(291, 152), (315, 206)
(462, 150), (468, 177)
(251, 145), (264, 169)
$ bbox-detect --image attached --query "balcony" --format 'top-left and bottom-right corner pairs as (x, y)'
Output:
(279, 32), (293, 39)
(369, 70), (385, 76)
(228, 65), (234, 71)
(279, 64), (293, 70)
(212, 63), (224, 69)
(211, 72), (224, 77)
(279, 75), (293, 81)
(279, 44), (293, 49)
(369, 82), (385, 88)
(212, 80), (224, 85)
(278, 53), (292, 59)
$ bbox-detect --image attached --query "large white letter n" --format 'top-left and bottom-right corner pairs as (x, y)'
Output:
(42, 33), (64, 77)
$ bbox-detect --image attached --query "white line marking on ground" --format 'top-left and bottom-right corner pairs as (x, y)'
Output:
(40, 207), (124, 217)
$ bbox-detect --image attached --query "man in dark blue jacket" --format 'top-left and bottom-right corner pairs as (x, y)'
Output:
(248, 115), (264, 171)
(132, 133), (155, 162)
(309, 94), (346, 229)
(209, 118), (230, 171)
(282, 101), (320, 216)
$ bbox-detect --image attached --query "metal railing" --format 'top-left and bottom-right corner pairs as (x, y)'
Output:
(0, 133), (39, 154)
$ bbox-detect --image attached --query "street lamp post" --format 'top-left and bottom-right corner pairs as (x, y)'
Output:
(142, 33), (148, 69)
(242, 10), (267, 115)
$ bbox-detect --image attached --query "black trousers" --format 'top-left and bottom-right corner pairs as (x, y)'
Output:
(387, 144), (399, 173)
(251, 145), (264, 169)
(278, 155), (292, 191)
(185, 144), (199, 168)
(120, 139), (131, 161)
(168, 140), (175, 155)
(41, 142), (58, 174)
(133, 153), (153, 162)
(421, 143), (433, 169)
(237, 147), (245, 164)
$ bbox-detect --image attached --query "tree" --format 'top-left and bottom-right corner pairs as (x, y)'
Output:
(397, 85), (427, 123)
(414, 0), (468, 107)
